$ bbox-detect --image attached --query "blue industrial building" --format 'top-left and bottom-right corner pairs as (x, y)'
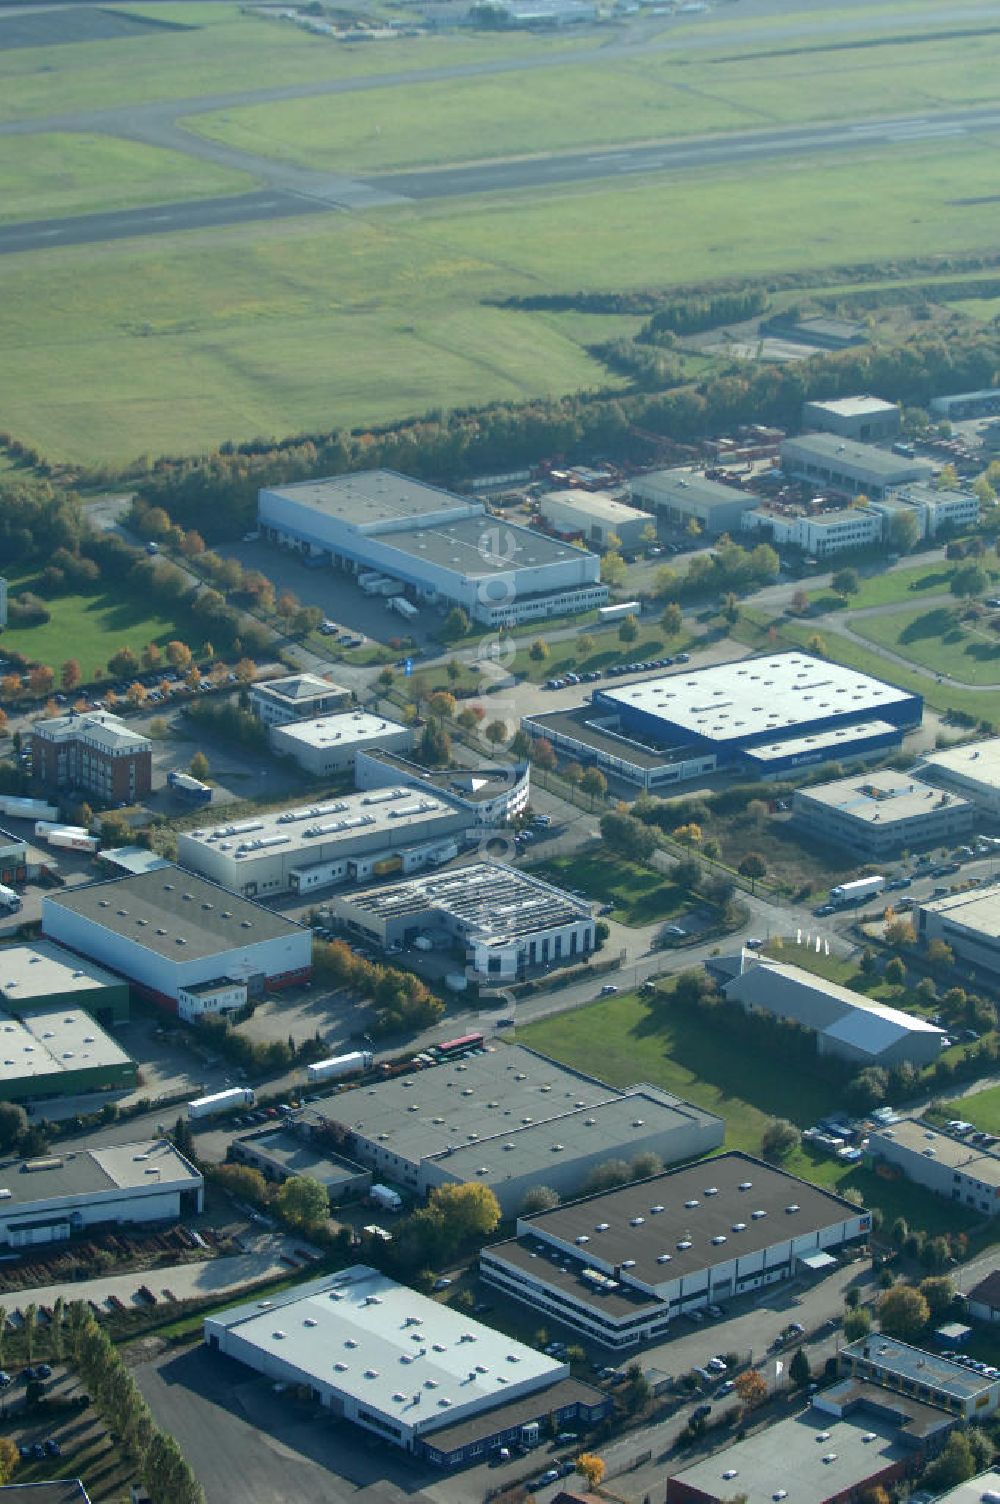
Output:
(591, 653), (922, 772)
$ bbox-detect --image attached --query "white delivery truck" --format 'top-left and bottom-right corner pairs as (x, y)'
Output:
(306, 1051), (373, 1084)
(829, 876), (885, 908)
(0, 885), (22, 914)
(369, 1184), (403, 1212)
(187, 1087), (256, 1121)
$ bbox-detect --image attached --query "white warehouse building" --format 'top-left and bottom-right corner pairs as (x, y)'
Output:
(270, 711), (413, 777)
(258, 469), (608, 627)
(539, 489), (652, 551)
(0, 1138), (203, 1249)
(42, 868), (312, 1014)
(177, 788), (473, 900)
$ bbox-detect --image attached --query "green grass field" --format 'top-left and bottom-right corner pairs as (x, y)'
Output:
(1, 567), (205, 679)
(527, 851), (686, 926)
(519, 990), (979, 1237)
(7, 131), (1000, 465)
(0, 133), (251, 224)
(814, 560), (971, 612)
(183, 21), (1000, 175)
(852, 604), (1000, 686)
(936, 1084), (1000, 1134)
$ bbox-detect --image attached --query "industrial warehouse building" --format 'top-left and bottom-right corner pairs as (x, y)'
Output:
(628, 469), (761, 536)
(916, 887), (1000, 981)
(791, 770), (974, 858)
(31, 710), (152, 803)
(229, 1128), (371, 1202)
(248, 673), (351, 728)
(779, 434), (934, 499)
(722, 955), (946, 1068)
(205, 1266), (611, 1466)
(867, 1119), (1000, 1219)
(0, 1004), (136, 1102)
(522, 703), (718, 793)
(667, 1383), (951, 1504)
(0, 1139), (202, 1248)
(0, 939), (129, 1024)
(257, 470), (608, 628)
(538, 490), (651, 551)
(42, 868), (312, 1013)
(931, 390), (1000, 421)
(915, 736), (1000, 817)
(588, 653), (922, 772)
(177, 787), (472, 899)
(481, 1152), (868, 1349)
(839, 1334), (1000, 1418)
(801, 395), (901, 442)
(328, 861), (595, 980)
(355, 749), (531, 828)
(270, 712), (413, 777)
(740, 720), (904, 777)
(300, 1042), (723, 1217)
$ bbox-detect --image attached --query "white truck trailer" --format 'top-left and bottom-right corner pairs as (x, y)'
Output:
(598, 600), (641, 623)
(0, 797), (57, 821)
(187, 1087), (256, 1121)
(0, 885), (22, 914)
(387, 595), (418, 620)
(46, 826), (99, 854)
(306, 1050), (373, 1084)
(369, 1184), (403, 1212)
(829, 876), (885, 907)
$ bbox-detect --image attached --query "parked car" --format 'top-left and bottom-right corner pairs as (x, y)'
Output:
(600, 984), (618, 996)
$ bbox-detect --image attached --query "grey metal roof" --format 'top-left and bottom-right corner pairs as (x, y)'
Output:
(782, 432), (934, 479)
(0, 1005), (132, 1087)
(0, 1138), (199, 1209)
(379, 516), (587, 578)
(511, 1152), (861, 1292)
(44, 868), (307, 961)
(341, 862), (591, 945)
(0, 939), (122, 1002)
(841, 1334), (996, 1400)
(794, 770), (969, 825)
(261, 470), (470, 527)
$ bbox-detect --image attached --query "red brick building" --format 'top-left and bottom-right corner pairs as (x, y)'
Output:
(31, 711), (152, 804)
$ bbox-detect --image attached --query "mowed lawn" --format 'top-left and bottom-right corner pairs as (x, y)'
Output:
(852, 603), (1000, 685)
(0, 134), (252, 224)
(183, 22), (1000, 175)
(7, 133), (1000, 465)
(938, 1084), (1000, 1135)
(527, 852), (687, 927)
(1, 570), (206, 679)
(519, 993), (979, 1238)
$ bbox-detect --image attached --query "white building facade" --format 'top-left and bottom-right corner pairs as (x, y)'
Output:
(270, 712), (413, 777)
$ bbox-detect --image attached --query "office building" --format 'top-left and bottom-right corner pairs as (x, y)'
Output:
(354, 750), (531, 827)
(780, 434), (934, 499)
(0, 1138), (202, 1249)
(791, 771), (973, 858)
(31, 711), (152, 803)
(0, 938), (129, 1024)
(299, 1042), (722, 1217)
(329, 861), (594, 980)
(482, 1152), (868, 1350)
(539, 490), (651, 551)
(915, 737), (1000, 818)
(802, 396), (901, 442)
(258, 470), (608, 628)
(204, 1266), (610, 1466)
(629, 469), (760, 537)
(249, 673), (351, 728)
(42, 868), (312, 1013)
(875, 482), (980, 540)
(839, 1334), (1000, 1417)
(589, 653), (921, 770)
(867, 1118), (1000, 1218)
(667, 1383), (950, 1504)
(741, 503), (884, 557)
(723, 956), (945, 1068)
(177, 788), (471, 900)
(0, 1003), (136, 1103)
(270, 712), (413, 777)
(522, 703), (718, 792)
(916, 887), (1000, 980)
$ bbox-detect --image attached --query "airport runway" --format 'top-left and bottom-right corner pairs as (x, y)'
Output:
(1, 103), (999, 255)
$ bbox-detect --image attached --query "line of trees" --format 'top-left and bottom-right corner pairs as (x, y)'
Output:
(313, 938), (445, 1036)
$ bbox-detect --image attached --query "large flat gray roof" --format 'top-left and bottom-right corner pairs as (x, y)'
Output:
(596, 652), (916, 744)
(632, 468), (758, 510)
(782, 432), (934, 479)
(670, 1401), (936, 1504)
(871, 1118), (1000, 1189)
(380, 516), (588, 578)
(918, 736), (1000, 791)
(0, 1138), (199, 1209)
(44, 868), (306, 961)
(0, 940), (122, 1003)
(841, 1334), (996, 1400)
(919, 884), (1000, 940)
(260, 470), (471, 528)
(206, 1265), (564, 1434)
(794, 770), (969, 824)
(512, 1152), (860, 1291)
(525, 707), (679, 768)
(340, 862), (591, 945)
(0, 1005), (132, 1088)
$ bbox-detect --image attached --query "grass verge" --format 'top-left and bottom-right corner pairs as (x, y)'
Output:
(527, 851), (687, 926)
